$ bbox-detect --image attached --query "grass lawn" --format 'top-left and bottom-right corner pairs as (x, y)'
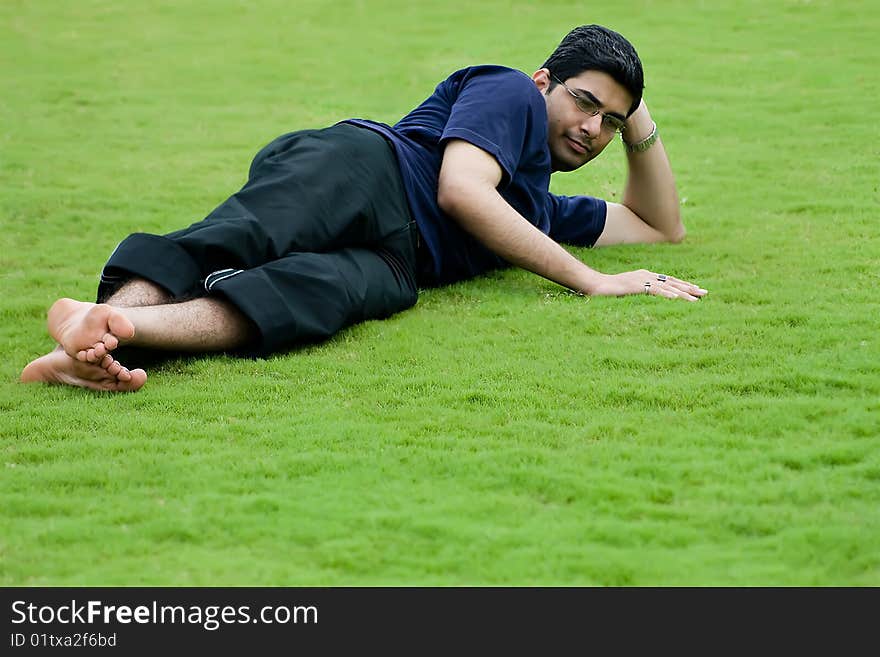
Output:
(1, 0), (878, 585)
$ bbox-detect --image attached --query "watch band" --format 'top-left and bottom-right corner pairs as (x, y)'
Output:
(622, 121), (658, 153)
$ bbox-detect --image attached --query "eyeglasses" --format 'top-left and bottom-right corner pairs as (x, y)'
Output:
(551, 74), (627, 134)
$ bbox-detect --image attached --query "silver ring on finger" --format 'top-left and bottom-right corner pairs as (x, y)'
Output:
(657, 274), (668, 282)
(644, 281), (651, 295)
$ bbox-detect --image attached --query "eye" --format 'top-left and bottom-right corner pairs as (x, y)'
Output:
(574, 97), (599, 115)
(602, 115), (625, 132)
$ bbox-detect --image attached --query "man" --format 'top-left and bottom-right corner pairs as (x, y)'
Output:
(21, 24), (707, 392)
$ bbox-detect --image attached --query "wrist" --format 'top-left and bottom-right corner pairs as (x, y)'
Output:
(621, 100), (654, 144)
(621, 121), (658, 153)
(576, 270), (608, 296)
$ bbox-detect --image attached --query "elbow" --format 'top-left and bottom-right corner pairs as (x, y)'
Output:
(437, 182), (456, 216)
(667, 224), (687, 244)
(663, 207), (686, 243)
(437, 176), (473, 218)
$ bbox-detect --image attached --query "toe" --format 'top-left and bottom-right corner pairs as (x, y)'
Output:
(130, 368), (147, 388)
(107, 311), (136, 341)
(118, 368), (147, 392)
(102, 333), (119, 351)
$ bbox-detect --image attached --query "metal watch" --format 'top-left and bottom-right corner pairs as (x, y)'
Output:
(622, 122), (658, 153)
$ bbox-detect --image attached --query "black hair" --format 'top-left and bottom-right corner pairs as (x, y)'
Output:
(541, 25), (644, 116)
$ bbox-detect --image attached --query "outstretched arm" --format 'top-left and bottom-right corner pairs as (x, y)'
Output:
(437, 139), (704, 300)
(595, 100), (687, 246)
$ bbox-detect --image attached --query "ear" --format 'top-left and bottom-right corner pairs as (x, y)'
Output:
(532, 68), (552, 94)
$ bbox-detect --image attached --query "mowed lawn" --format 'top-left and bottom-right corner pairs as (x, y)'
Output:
(1, 0), (877, 585)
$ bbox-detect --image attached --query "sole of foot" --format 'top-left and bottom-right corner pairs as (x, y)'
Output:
(47, 298), (136, 362)
(21, 348), (147, 392)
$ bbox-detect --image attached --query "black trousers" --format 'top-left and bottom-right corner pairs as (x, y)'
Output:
(98, 123), (421, 355)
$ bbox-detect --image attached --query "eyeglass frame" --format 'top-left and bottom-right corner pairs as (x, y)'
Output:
(550, 73), (628, 134)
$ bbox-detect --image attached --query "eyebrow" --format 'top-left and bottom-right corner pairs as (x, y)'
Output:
(572, 87), (627, 122)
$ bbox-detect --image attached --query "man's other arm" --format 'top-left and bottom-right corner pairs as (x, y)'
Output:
(437, 139), (701, 300)
(595, 100), (687, 246)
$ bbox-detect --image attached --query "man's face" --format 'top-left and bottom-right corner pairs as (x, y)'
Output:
(533, 69), (634, 172)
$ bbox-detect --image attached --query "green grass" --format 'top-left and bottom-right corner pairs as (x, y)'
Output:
(1, 0), (878, 585)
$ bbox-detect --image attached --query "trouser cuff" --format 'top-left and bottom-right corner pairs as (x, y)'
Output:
(98, 233), (204, 301)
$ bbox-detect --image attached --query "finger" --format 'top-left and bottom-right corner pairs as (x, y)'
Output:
(643, 281), (674, 299)
(657, 285), (682, 300)
(669, 284), (699, 301)
(672, 287), (699, 301)
(660, 281), (698, 300)
(653, 282), (697, 301)
(669, 279), (707, 294)
(672, 283), (707, 298)
(657, 275), (707, 297)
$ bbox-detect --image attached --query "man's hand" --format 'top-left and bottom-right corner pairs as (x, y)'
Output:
(590, 270), (707, 301)
(595, 100), (685, 247)
(439, 140), (613, 294)
(438, 139), (707, 301)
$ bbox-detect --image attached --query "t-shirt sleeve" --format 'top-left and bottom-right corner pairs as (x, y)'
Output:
(440, 69), (545, 183)
(546, 193), (608, 246)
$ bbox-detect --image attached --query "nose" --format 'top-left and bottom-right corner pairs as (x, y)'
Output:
(580, 112), (603, 139)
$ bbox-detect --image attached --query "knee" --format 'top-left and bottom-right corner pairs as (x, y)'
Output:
(401, 284), (418, 310)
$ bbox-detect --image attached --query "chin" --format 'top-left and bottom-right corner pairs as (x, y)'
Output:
(550, 141), (598, 172)
(552, 160), (578, 173)
(551, 152), (589, 173)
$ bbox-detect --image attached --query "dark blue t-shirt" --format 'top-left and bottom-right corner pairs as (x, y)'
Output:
(345, 65), (606, 285)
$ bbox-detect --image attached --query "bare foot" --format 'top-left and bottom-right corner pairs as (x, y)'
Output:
(47, 298), (136, 362)
(20, 346), (147, 392)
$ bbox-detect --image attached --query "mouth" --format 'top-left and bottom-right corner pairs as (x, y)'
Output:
(566, 136), (590, 155)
